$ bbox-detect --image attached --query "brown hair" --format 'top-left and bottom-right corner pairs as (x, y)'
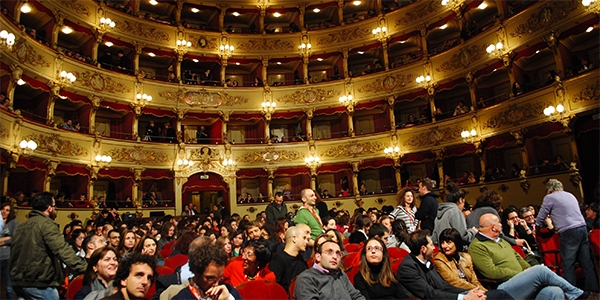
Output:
(396, 188), (416, 208)
(359, 238), (397, 287)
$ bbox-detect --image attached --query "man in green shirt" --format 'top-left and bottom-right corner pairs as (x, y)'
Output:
(294, 188), (323, 245)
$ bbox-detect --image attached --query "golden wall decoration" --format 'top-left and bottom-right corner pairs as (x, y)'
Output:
(316, 27), (371, 45)
(0, 123), (8, 139)
(277, 88), (339, 104)
(159, 89), (186, 103)
(509, 1), (579, 39)
(238, 147), (302, 164)
(236, 39), (294, 51)
(571, 82), (599, 103)
(115, 19), (170, 42)
(435, 44), (486, 73)
(401, 126), (462, 147)
(189, 147), (220, 161)
(482, 102), (546, 129)
(188, 34), (219, 51)
(358, 73), (413, 94)
(12, 39), (50, 67)
(219, 92), (249, 106)
(24, 133), (88, 157)
(106, 146), (172, 164)
(395, 1), (442, 26)
(61, 0), (90, 16)
(320, 141), (385, 158)
(74, 71), (131, 94)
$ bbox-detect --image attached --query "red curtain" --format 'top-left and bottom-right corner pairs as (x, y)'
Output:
(379, 166), (396, 192)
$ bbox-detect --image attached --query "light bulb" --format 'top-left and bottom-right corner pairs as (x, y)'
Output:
(21, 3), (32, 13)
(0, 30), (8, 39)
(556, 104), (564, 113)
(20, 140), (28, 149)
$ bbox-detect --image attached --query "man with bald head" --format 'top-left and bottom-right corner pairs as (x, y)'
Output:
(470, 213), (593, 300)
(269, 226), (309, 291)
(295, 188), (324, 242)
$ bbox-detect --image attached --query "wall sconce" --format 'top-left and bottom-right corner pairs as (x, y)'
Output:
(461, 129), (479, 144)
(339, 94), (354, 104)
(94, 154), (112, 168)
(0, 30), (16, 50)
(543, 103), (565, 122)
(58, 70), (77, 85)
(261, 100), (276, 120)
(219, 43), (234, 59)
(20, 2), (32, 13)
(19, 139), (37, 154)
(486, 42), (504, 57)
(304, 155), (321, 166)
(298, 42), (312, 56)
(384, 146), (402, 166)
(136, 93), (152, 102)
(176, 39), (192, 49)
(177, 158), (194, 167)
(223, 158), (237, 171)
(372, 26), (387, 43)
(99, 17), (116, 31)
(415, 75), (432, 85)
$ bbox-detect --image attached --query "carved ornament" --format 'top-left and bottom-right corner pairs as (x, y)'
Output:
(106, 146), (172, 164)
(316, 27), (371, 45)
(358, 73), (412, 94)
(320, 141), (384, 158)
(188, 34), (219, 51)
(482, 102), (546, 129)
(12, 39), (50, 67)
(220, 92), (249, 106)
(237, 39), (294, 51)
(436, 44), (486, 73)
(61, 0), (90, 16)
(510, 1), (579, 39)
(277, 88), (340, 105)
(402, 126), (462, 147)
(571, 82), (599, 103)
(238, 148), (302, 164)
(395, 1), (442, 27)
(0, 123), (8, 139)
(115, 19), (170, 42)
(74, 71), (131, 93)
(23, 133), (88, 157)
(189, 147), (220, 162)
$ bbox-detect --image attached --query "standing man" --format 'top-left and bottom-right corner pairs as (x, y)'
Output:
(269, 226), (308, 291)
(535, 179), (599, 291)
(104, 253), (156, 299)
(415, 179), (438, 234)
(295, 189), (324, 243)
(294, 240), (365, 300)
(10, 192), (87, 300)
(266, 192), (287, 226)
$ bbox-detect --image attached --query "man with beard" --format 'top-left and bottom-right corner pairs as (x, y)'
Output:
(10, 192), (87, 300)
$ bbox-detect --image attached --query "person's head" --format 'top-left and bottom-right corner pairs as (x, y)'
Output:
(479, 213), (502, 239)
(315, 240), (342, 271)
(242, 240), (272, 273)
(1, 202), (15, 223)
(474, 190), (503, 212)
(284, 226), (308, 252)
(323, 217), (336, 230)
(274, 192), (284, 205)
(355, 215), (372, 232)
(445, 181), (466, 210)
(368, 223), (389, 245)
(418, 179), (433, 196)
(161, 223), (176, 239)
(545, 179), (564, 194)
(219, 224), (232, 237)
(113, 252), (157, 298)
(174, 232), (200, 255)
(117, 50), (124, 57)
(71, 229), (86, 248)
(406, 230), (434, 260)
(396, 188), (415, 207)
(586, 202), (599, 221)
(359, 238), (396, 287)
(83, 247), (118, 286)
(438, 228), (463, 257)
(189, 245), (229, 293)
(245, 221), (262, 240)
(108, 229), (121, 248)
(118, 229), (137, 252)
(300, 189), (317, 207)
(83, 234), (106, 256)
(325, 229), (344, 250)
(231, 229), (245, 247)
(134, 235), (158, 256)
(379, 215), (393, 233)
(215, 236), (232, 255)
(31, 192), (56, 219)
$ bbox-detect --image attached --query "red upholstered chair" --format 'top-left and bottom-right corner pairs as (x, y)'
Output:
(387, 247), (410, 261)
(342, 252), (361, 269)
(164, 254), (188, 270)
(236, 280), (288, 300)
(66, 275), (84, 300)
(345, 265), (361, 285)
(345, 243), (361, 253)
(162, 240), (176, 250)
(536, 230), (562, 274)
(391, 258), (404, 273)
(512, 245), (526, 258)
(159, 249), (173, 258)
(288, 276), (297, 300)
(157, 265), (174, 275)
(589, 229), (600, 281)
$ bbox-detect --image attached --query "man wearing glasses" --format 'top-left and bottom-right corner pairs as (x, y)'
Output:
(294, 240), (365, 300)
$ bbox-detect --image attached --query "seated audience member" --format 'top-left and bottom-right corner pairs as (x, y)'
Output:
(325, 229), (346, 254)
(453, 100), (469, 116)
(74, 194), (91, 208)
(586, 202), (600, 230)
(378, 216), (397, 248)
(74, 247), (119, 300)
(349, 215), (371, 244)
(171, 245), (242, 300)
(157, 223), (176, 250)
(354, 238), (409, 299)
(397, 230), (511, 300)
(432, 181), (477, 245)
(512, 82), (523, 96)
(82, 234), (107, 259)
(502, 207), (536, 252)
(223, 239), (275, 286)
(294, 240), (365, 300)
(107, 229), (121, 249)
(100, 253), (156, 300)
(269, 226), (309, 291)
(116, 229), (137, 258)
(215, 236), (233, 258)
(134, 235), (163, 266)
(433, 228), (487, 291)
(391, 219), (410, 252)
(469, 213), (593, 300)
(62, 119), (77, 131)
(367, 223), (390, 245)
(405, 114), (419, 127)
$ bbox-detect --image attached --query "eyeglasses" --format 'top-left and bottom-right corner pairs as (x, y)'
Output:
(523, 214), (534, 219)
(322, 249), (343, 257)
(367, 246), (384, 252)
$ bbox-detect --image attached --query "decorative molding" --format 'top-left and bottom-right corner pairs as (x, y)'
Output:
(237, 39), (294, 51)
(436, 44), (486, 73)
(220, 92), (249, 106)
(106, 146), (172, 164)
(402, 126), (462, 147)
(23, 133), (88, 157)
(316, 27), (371, 45)
(12, 39), (50, 67)
(358, 73), (413, 94)
(188, 34), (219, 51)
(61, 0), (90, 16)
(509, 1), (579, 39)
(238, 147), (302, 164)
(115, 19), (170, 42)
(0, 123), (8, 139)
(74, 71), (131, 93)
(482, 102), (546, 129)
(277, 88), (340, 104)
(571, 82), (599, 103)
(189, 146), (220, 162)
(320, 141), (384, 158)
(395, 1), (442, 27)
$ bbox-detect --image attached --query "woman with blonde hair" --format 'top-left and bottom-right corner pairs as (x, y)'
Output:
(389, 188), (419, 233)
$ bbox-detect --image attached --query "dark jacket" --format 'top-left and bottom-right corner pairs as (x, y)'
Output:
(265, 202), (288, 226)
(10, 210), (87, 288)
(415, 192), (439, 233)
(171, 283), (242, 300)
(152, 266), (182, 300)
(397, 255), (466, 299)
(354, 263), (409, 299)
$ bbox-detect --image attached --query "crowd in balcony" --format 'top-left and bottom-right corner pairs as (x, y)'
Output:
(144, 121), (177, 143)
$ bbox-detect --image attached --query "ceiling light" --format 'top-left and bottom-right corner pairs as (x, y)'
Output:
(353, 1), (361, 5)
(357, 51), (364, 54)
(17, 79), (26, 85)
(586, 26), (594, 33)
(149, 0), (158, 5)
(192, 59), (199, 63)
(317, 58), (323, 61)
(61, 26), (73, 34)
(232, 12), (240, 17)
(191, 8), (199, 13)
(20, 3), (32, 13)
(277, 62), (281, 65)
(439, 24), (448, 29)
(235, 62), (240, 65)
(582, 0), (593, 6)
(492, 68), (497, 72)
(105, 41), (113, 47)
(535, 50), (540, 54)
(313, 8), (320, 13)
(399, 40), (406, 44)
(478, 2), (488, 9)
(441, 0), (449, 5)
(273, 12), (281, 17)
(148, 52), (155, 57)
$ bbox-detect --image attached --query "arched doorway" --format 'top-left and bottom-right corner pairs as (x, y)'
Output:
(181, 172), (229, 215)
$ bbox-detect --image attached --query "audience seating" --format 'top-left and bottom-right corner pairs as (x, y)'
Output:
(237, 280), (288, 300)
(162, 240), (176, 250)
(345, 265), (361, 285)
(388, 247), (410, 260)
(164, 254), (188, 270)
(342, 252), (361, 269)
(156, 265), (174, 275)
(536, 230), (562, 274)
(159, 248), (173, 258)
(589, 229), (600, 281)
(288, 276), (297, 300)
(66, 274), (84, 300)
(511, 245), (526, 259)
(345, 243), (362, 253)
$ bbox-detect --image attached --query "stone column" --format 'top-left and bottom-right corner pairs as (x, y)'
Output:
(92, 30), (103, 62)
(133, 42), (145, 75)
(175, 0), (183, 25)
(305, 109), (314, 140)
(44, 160), (59, 192)
(298, 4), (306, 30)
(173, 174), (188, 214)
(88, 95), (101, 134)
(418, 24), (428, 56)
(302, 56), (309, 84)
(337, 0), (345, 26)
(387, 96), (396, 129)
(218, 5), (227, 32)
(259, 7), (266, 33)
(224, 174), (237, 211)
(432, 148), (445, 189)
(132, 168), (145, 208)
(382, 42), (389, 70)
(51, 10), (66, 50)
(265, 167), (276, 201)
(545, 32), (565, 78)
(219, 111), (231, 142)
(465, 72), (478, 108)
(342, 47), (349, 78)
(220, 58), (228, 85)
(347, 109), (355, 137)
(261, 57), (269, 84)
(131, 104), (143, 141)
(351, 161), (360, 195)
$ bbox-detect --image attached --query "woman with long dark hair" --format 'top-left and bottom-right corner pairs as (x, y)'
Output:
(116, 229), (137, 258)
(74, 247), (119, 300)
(133, 235), (163, 265)
(231, 229), (245, 257)
(157, 222), (176, 250)
(354, 238), (408, 299)
(0, 202), (17, 300)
